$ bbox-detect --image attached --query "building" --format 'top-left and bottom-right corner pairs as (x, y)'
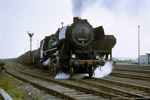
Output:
(139, 53), (150, 65)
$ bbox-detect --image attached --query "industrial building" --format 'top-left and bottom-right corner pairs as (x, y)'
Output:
(139, 53), (150, 65)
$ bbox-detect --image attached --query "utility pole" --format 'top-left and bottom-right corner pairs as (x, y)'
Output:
(138, 26), (140, 65)
(61, 22), (64, 28)
(27, 31), (34, 69)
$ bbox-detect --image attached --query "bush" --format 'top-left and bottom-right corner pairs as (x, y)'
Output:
(0, 75), (25, 100)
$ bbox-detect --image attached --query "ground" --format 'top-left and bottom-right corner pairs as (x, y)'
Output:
(0, 61), (59, 100)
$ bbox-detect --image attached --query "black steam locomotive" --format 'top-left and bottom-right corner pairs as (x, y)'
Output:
(18, 17), (116, 77)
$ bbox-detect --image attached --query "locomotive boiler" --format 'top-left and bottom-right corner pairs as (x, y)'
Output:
(18, 17), (116, 77)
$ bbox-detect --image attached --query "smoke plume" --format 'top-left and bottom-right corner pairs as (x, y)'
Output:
(71, 0), (97, 17)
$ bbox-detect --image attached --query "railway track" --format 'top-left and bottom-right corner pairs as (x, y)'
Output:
(6, 70), (71, 100)
(8, 68), (150, 99)
(68, 78), (150, 99)
(110, 72), (150, 81)
(83, 77), (150, 98)
(114, 68), (150, 74)
(6, 69), (128, 100)
(114, 65), (150, 70)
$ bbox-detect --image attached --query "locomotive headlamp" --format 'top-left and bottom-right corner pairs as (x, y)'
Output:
(96, 55), (100, 59)
(44, 53), (47, 56)
(72, 54), (76, 59)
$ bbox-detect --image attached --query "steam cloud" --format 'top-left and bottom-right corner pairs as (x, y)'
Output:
(42, 58), (50, 66)
(93, 61), (113, 78)
(71, 0), (97, 17)
(55, 73), (88, 79)
(55, 73), (70, 79)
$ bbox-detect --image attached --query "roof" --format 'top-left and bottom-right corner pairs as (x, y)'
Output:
(146, 53), (150, 55)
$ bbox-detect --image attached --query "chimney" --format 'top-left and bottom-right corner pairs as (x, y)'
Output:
(73, 17), (80, 23)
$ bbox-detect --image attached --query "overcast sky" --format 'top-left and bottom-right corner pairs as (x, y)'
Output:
(0, 0), (150, 59)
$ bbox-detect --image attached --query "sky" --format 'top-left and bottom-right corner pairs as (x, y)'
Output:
(0, 0), (150, 59)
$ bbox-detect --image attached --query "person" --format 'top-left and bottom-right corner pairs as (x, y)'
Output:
(0, 60), (6, 72)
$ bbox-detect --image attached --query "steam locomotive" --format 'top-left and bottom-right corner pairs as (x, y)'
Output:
(17, 17), (116, 77)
